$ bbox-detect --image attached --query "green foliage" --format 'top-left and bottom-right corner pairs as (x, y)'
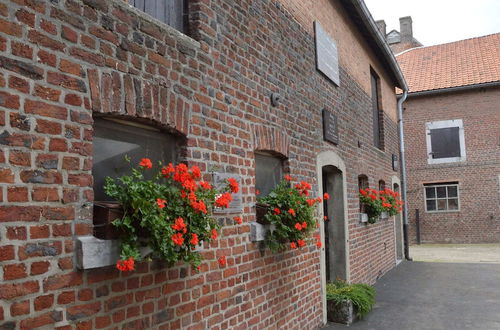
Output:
(257, 178), (320, 252)
(359, 188), (403, 223)
(104, 159), (231, 269)
(326, 281), (376, 319)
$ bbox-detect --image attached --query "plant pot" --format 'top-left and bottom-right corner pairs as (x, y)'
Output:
(359, 213), (368, 223)
(327, 299), (358, 325)
(255, 203), (271, 224)
(93, 202), (123, 240)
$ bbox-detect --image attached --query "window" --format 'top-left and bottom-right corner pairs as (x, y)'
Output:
(426, 119), (466, 164)
(255, 152), (284, 197)
(370, 69), (384, 149)
(92, 118), (180, 201)
(424, 182), (460, 212)
(378, 180), (386, 191)
(129, 0), (188, 34)
(358, 175), (369, 212)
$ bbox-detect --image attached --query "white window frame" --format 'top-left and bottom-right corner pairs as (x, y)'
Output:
(424, 182), (460, 213)
(425, 119), (466, 164)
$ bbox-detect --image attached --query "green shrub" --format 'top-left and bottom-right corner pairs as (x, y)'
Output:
(326, 281), (376, 318)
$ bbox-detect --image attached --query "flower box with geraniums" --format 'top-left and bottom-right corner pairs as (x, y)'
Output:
(359, 188), (403, 224)
(326, 280), (376, 325)
(256, 175), (326, 252)
(101, 157), (239, 272)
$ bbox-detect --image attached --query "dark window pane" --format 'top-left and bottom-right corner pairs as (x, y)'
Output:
(371, 73), (381, 148)
(430, 127), (460, 159)
(93, 119), (179, 201)
(447, 186), (458, 198)
(129, 0), (187, 34)
(437, 199), (447, 211)
(425, 187), (435, 198)
(448, 199), (459, 210)
(426, 200), (436, 211)
(255, 153), (283, 197)
(436, 186), (447, 198)
(358, 175), (369, 190)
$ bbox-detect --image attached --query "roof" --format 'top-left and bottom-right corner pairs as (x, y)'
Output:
(340, 0), (408, 90)
(396, 33), (500, 94)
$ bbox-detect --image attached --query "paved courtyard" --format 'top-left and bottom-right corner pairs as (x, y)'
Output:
(323, 261), (500, 330)
(410, 244), (500, 263)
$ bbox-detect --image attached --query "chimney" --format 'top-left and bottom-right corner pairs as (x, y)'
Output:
(375, 20), (387, 38)
(399, 16), (413, 42)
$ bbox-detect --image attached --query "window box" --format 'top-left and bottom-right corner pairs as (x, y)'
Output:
(359, 213), (368, 223)
(380, 211), (389, 219)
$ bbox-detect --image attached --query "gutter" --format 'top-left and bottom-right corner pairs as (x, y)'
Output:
(397, 90), (412, 261)
(405, 80), (500, 98)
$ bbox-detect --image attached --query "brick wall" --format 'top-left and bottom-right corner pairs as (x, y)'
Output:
(404, 87), (500, 244)
(0, 0), (401, 328)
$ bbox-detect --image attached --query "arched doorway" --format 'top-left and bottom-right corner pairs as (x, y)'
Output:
(316, 151), (349, 325)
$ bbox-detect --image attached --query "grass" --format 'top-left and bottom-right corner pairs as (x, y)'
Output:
(326, 280), (376, 318)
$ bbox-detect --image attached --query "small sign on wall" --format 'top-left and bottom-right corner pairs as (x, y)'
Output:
(315, 21), (340, 86)
(392, 154), (399, 171)
(212, 173), (243, 213)
(322, 109), (339, 145)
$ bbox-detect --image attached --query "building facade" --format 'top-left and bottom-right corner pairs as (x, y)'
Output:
(398, 33), (500, 244)
(0, 0), (405, 328)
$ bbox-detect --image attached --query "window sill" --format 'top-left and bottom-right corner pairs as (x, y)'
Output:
(425, 210), (460, 214)
(427, 157), (466, 165)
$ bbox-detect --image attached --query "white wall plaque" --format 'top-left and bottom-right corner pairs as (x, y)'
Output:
(315, 21), (340, 86)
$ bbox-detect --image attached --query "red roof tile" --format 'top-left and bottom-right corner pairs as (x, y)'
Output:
(396, 33), (500, 93)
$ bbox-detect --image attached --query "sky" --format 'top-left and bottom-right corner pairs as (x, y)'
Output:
(364, 0), (500, 46)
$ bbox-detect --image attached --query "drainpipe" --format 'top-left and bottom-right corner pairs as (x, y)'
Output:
(397, 90), (412, 261)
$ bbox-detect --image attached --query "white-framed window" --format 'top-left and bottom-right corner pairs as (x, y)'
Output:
(424, 182), (460, 212)
(425, 119), (466, 164)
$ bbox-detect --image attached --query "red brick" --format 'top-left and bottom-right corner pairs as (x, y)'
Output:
(20, 310), (63, 329)
(6, 226), (27, 240)
(78, 288), (93, 301)
(0, 168), (15, 183)
(3, 263), (27, 280)
(35, 154), (59, 170)
(0, 245), (15, 261)
(40, 19), (57, 35)
(8, 75), (30, 93)
(0, 18), (22, 37)
(36, 119), (62, 135)
(20, 170), (62, 184)
(15, 9), (35, 27)
(64, 93), (82, 106)
(0, 206), (42, 222)
(10, 300), (30, 316)
(62, 26), (78, 43)
(34, 84), (61, 101)
(95, 315), (111, 329)
(28, 30), (66, 51)
(0, 91), (20, 109)
(49, 138), (68, 151)
(34, 294), (54, 311)
(57, 291), (76, 304)
(67, 302), (101, 321)
(44, 272), (83, 291)
(25, 99), (67, 120)
(60, 59), (82, 76)
(0, 280), (39, 299)
(32, 187), (59, 202)
(11, 41), (33, 59)
(31, 261), (50, 275)
(9, 151), (31, 167)
(7, 186), (29, 202)
(37, 49), (57, 67)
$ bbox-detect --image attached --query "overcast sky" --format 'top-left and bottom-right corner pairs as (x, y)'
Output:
(364, 0), (500, 46)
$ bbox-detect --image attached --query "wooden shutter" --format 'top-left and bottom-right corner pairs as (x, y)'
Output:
(429, 127), (461, 158)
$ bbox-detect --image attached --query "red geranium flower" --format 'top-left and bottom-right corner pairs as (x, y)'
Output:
(190, 233), (199, 246)
(301, 221), (307, 229)
(255, 189), (260, 196)
(274, 208), (281, 215)
(191, 200), (207, 214)
(172, 217), (187, 232)
(172, 233), (184, 246)
(288, 208), (296, 217)
(200, 181), (212, 190)
(215, 192), (232, 208)
(294, 222), (302, 231)
(218, 256), (226, 267)
(191, 165), (201, 179)
(116, 257), (135, 272)
(369, 194), (377, 201)
(161, 163), (175, 177)
(139, 158), (152, 169)
(156, 198), (166, 209)
(227, 178), (239, 193)
(297, 239), (305, 247)
(306, 199), (316, 206)
(211, 229), (218, 240)
(233, 216), (242, 224)
(324, 216), (328, 221)
(290, 242), (297, 249)
(284, 174), (293, 181)
(323, 192), (330, 200)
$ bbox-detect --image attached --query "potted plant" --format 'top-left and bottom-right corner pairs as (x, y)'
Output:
(380, 188), (404, 217)
(256, 175), (323, 252)
(101, 157), (238, 271)
(359, 188), (384, 223)
(326, 280), (376, 325)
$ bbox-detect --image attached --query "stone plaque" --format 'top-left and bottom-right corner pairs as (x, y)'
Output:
(212, 173), (243, 213)
(315, 21), (340, 86)
(322, 109), (339, 145)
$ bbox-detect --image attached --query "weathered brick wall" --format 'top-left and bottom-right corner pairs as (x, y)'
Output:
(0, 0), (401, 328)
(404, 87), (500, 244)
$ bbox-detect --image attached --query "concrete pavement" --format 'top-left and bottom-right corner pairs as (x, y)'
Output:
(323, 261), (500, 330)
(410, 244), (500, 263)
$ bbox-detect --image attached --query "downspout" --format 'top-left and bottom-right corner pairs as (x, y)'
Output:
(397, 90), (412, 261)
